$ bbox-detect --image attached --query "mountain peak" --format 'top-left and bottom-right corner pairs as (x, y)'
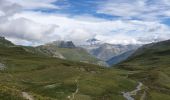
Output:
(46, 40), (76, 48)
(0, 36), (14, 47)
(86, 38), (102, 45)
(0, 36), (5, 40)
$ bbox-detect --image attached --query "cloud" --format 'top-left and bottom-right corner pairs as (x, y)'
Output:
(0, 18), (58, 43)
(13, 11), (170, 44)
(0, 0), (170, 46)
(8, 0), (60, 10)
(0, 0), (22, 17)
(97, 0), (170, 21)
(0, 0), (60, 45)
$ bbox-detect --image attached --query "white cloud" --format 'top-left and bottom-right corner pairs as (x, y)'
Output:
(0, 0), (170, 46)
(8, 0), (60, 10)
(95, 34), (141, 45)
(12, 11), (170, 45)
(0, 17), (58, 45)
(97, 0), (170, 21)
(0, 0), (22, 17)
(0, 11), (5, 16)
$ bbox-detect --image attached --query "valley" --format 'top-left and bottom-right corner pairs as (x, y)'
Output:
(117, 40), (170, 100)
(0, 37), (137, 100)
(0, 0), (170, 100)
(0, 37), (169, 100)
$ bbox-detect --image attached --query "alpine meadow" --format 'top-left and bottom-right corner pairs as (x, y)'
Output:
(0, 0), (170, 100)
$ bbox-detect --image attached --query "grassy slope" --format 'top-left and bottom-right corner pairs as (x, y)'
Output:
(0, 37), (14, 47)
(54, 48), (100, 63)
(0, 46), (137, 100)
(116, 40), (170, 100)
(35, 45), (104, 65)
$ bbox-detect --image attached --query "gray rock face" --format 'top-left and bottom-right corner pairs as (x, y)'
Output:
(0, 63), (6, 70)
(0, 37), (5, 40)
(36, 41), (105, 66)
(0, 36), (14, 47)
(37, 40), (77, 59)
(86, 38), (101, 45)
(52, 52), (65, 59)
(81, 43), (140, 61)
(46, 41), (76, 48)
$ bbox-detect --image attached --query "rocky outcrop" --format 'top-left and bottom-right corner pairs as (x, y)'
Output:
(45, 41), (76, 48)
(0, 36), (14, 47)
(81, 43), (140, 61)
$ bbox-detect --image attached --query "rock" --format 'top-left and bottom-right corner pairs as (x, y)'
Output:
(0, 63), (6, 70)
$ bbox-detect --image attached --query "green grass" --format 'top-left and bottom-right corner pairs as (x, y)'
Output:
(116, 40), (170, 100)
(0, 84), (26, 100)
(149, 91), (170, 100)
(35, 45), (102, 65)
(0, 46), (137, 100)
(54, 48), (100, 63)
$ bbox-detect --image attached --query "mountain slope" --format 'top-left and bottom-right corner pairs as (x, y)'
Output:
(117, 40), (170, 100)
(45, 41), (76, 48)
(0, 39), (137, 100)
(0, 36), (14, 47)
(35, 41), (107, 66)
(119, 40), (170, 70)
(81, 43), (139, 61)
(107, 50), (135, 66)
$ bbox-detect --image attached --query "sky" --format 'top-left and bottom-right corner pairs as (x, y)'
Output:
(0, 0), (170, 45)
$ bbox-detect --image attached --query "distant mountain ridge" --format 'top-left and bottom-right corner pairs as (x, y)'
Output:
(0, 36), (14, 47)
(0, 37), (107, 66)
(107, 50), (135, 66)
(129, 39), (170, 59)
(81, 42), (140, 61)
(86, 38), (102, 45)
(45, 41), (76, 48)
(0, 36), (170, 99)
(0, 36), (139, 100)
(35, 40), (108, 66)
(0, 36), (140, 67)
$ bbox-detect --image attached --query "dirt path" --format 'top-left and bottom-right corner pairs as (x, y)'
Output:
(140, 91), (146, 100)
(22, 92), (34, 100)
(68, 79), (79, 100)
(72, 79), (79, 100)
(122, 82), (143, 100)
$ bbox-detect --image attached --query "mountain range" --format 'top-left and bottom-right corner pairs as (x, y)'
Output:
(22, 38), (139, 67)
(107, 50), (136, 66)
(0, 36), (170, 100)
(81, 39), (140, 65)
(0, 37), (138, 100)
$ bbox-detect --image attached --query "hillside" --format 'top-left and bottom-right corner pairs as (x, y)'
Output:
(107, 50), (135, 66)
(81, 43), (139, 61)
(117, 40), (170, 100)
(0, 38), (137, 100)
(35, 41), (107, 66)
(0, 37), (14, 47)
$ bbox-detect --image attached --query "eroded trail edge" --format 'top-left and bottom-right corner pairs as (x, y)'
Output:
(68, 79), (79, 100)
(122, 82), (143, 100)
(22, 92), (34, 100)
